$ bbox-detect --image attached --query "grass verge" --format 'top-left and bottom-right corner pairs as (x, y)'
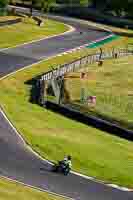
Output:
(0, 37), (133, 187)
(0, 177), (65, 200)
(0, 17), (68, 48)
(64, 56), (133, 130)
(0, 16), (19, 21)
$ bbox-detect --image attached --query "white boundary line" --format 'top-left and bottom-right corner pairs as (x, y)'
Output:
(38, 34), (115, 60)
(0, 19), (75, 52)
(4, 4), (114, 54)
(0, 175), (73, 200)
(10, 5), (112, 33)
(0, 33), (114, 81)
(0, 16), (132, 194)
(0, 105), (133, 193)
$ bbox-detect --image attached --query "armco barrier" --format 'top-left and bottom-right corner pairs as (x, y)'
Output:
(41, 48), (133, 81)
(36, 48), (133, 139)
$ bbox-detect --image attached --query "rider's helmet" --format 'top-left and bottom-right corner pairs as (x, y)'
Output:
(67, 155), (71, 160)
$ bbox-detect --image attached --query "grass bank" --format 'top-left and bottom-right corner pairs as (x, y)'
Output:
(0, 37), (133, 188)
(0, 16), (19, 21)
(0, 177), (65, 200)
(64, 37), (133, 130)
(0, 17), (68, 48)
(64, 56), (133, 130)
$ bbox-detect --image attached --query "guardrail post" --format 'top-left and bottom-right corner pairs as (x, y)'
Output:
(99, 48), (103, 61)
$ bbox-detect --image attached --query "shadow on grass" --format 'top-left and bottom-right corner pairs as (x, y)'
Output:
(25, 76), (42, 104)
(0, 18), (22, 27)
(25, 77), (133, 142)
(45, 101), (133, 142)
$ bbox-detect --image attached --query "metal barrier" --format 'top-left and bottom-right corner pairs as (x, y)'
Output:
(41, 48), (133, 81)
(35, 47), (133, 136)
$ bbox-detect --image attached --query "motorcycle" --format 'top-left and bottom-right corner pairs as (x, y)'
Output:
(52, 160), (70, 176)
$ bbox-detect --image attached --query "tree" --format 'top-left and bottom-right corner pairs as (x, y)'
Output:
(127, 0), (133, 17)
(41, 0), (56, 13)
(29, 0), (36, 16)
(0, 0), (8, 8)
(90, 0), (106, 9)
(107, 0), (126, 16)
(80, 0), (89, 6)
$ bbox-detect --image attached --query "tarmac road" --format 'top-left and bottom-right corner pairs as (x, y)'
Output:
(0, 8), (133, 199)
(0, 7), (109, 77)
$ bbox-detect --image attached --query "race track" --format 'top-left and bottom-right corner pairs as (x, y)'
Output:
(0, 8), (133, 199)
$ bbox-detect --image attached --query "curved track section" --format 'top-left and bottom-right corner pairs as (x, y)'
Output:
(0, 9), (133, 200)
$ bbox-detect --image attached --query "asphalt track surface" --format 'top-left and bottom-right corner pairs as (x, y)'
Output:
(0, 8), (133, 200)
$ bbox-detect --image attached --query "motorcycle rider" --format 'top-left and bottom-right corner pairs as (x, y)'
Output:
(53, 155), (72, 175)
(63, 155), (72, 170)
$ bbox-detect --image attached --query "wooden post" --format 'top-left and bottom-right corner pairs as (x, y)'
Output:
(99, 48), (103, 60)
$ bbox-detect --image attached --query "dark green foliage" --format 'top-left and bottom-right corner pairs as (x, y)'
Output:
(40, 0), (56, 13)
(0, 0), (8, 8)
(90, 0), (133, 17)
(11, 0), (133, 17)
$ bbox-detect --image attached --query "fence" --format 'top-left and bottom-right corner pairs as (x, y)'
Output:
(41, 48), (133, 81)
(36, 47), (133, 136)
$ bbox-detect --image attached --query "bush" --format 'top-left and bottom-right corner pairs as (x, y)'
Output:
(0, 0), (8, 16)
(0, 0), (8, 8)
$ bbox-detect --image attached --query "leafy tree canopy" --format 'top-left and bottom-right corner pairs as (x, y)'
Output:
(0, 0), (8, 8)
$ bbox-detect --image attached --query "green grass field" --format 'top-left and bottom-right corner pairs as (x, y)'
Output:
(0, 16), (19, 21)
(0, 17), (68, 48)
(0, 37), (133, 187)
(0, 17), (69, 199)
(64, 55), (133, 130)
(0, 177), (65, 200)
